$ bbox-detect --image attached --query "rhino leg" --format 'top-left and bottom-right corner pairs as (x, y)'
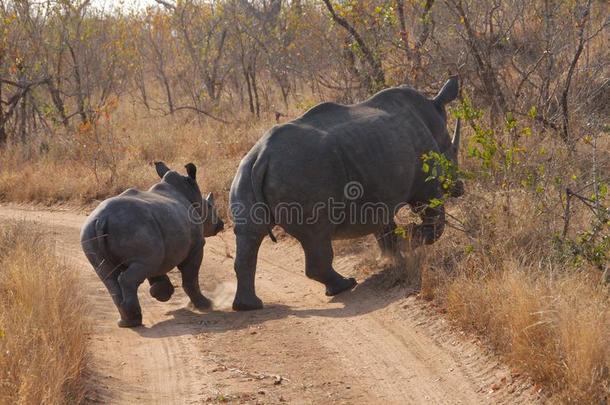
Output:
(148, 275), (174, 302)
(178, 246), (211, 310)
(117, 263), (149, 328)
(233, 231), (265, 311)
(82, 249), (125, 320)
(97, 263), (123, 308)
(300, 236), (357, 296)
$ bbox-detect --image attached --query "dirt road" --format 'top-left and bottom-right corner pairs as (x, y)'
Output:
(0, 204), (537, 404)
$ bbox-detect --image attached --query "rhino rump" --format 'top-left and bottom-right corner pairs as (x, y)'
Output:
(83, 194), (197, 276)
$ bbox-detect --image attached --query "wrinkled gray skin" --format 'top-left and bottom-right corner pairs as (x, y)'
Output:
(229, 77), (463, 311)
(81, 162), (224, 327)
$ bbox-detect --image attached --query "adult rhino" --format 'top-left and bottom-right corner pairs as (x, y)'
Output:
(230, 77), (463, 310)
(81, 162), (224, 327)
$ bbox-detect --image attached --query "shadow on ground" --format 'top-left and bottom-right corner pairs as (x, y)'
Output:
(134, 264), (420, 339)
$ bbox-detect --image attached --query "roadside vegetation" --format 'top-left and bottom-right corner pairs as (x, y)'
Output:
(0, 0), (608, 403)
(0, 222), (89, 403)
(419, 184), (609, 402)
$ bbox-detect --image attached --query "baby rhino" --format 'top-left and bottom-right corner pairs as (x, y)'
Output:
(81, 162), (224, 327)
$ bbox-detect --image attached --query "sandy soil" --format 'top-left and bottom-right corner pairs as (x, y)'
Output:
(0, 204), (539, 404)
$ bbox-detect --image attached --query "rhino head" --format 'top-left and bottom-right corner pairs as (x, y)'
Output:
(202, 191), (224, 237)
(154, 161), (224, 236)
(432, 76), (464, 198)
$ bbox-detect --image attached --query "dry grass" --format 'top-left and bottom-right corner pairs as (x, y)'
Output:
(0, 105), (276, 213)
(416, 185), (610, 403)
(444, 265), (609, 402)
(0, 222), (89, 404)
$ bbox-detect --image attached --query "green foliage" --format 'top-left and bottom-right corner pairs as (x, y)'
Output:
(394, 226), (407, 239)
(575, 230), (609, 269)
(452, 94), (608, 273)
(556, 219), (610, 271)
(467, 125), (497, 172)
(453, 96), (498, 173)
(455, 97), (538, 189)
(527, 106), (538, 119)
(591, 182), (608, 203)
(504, 112), (517, 131)
(422, 150), (459, 192)
(373, 4), (396, 25)
(421, 150), (466, 208)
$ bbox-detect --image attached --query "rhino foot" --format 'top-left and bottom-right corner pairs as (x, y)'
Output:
(232, 295), (263, 311)
(325, 277), (357, 296)
(117, 315), (142, 328)
(188, 295), (212, 311)
(149, 279), (175, 302)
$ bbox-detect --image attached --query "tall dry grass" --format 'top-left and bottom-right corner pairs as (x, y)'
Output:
(0, 105), (279, 214)
(0, 222), (89, 404)
(416, 183), (610, 403)
(445, 267), (609, 403)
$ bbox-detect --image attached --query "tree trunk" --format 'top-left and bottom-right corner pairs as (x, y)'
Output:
(19, 93), (27, 143)
(68, 44), (88, 124)
(0, 81), (5, 145)
(206, 28), (228, 102)
(244, 65), (255, 115)
(250, 65), (260, 118)
(46, 81), (68, 127)
(160, 71), (174, 114)
(560, 0), (591, 146)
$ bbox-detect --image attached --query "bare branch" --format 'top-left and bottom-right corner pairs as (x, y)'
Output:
(560, 0), (592, 146)
(153, 0), (176, 11)
(169, 106), (231, 124)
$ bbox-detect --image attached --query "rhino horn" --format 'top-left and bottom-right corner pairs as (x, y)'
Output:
(452, 118), (461, 154)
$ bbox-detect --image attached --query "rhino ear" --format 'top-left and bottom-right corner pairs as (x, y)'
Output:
(206, 192), (215, 205)
(155, 161), (170, 179)
(433, 75), (459, 107)
(185, 163), (197, 180)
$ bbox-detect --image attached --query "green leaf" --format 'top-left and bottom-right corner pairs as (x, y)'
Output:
(429, 198), (443, 208)
(394, 226), (407, 239)
(528, 106), (538, 119)
(599, 183), (608, 199)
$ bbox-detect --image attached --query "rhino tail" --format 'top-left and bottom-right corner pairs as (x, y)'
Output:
(267, 228), (278, 243)
(251, 154), (277, 243)
(94, 217), (115, 271)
